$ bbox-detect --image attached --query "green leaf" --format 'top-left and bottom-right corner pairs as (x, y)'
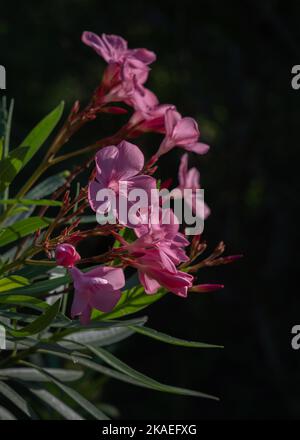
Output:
(6, 299), (60, 338)
(0, 199), (62, 207)
(18, 102), (64, 167)
(60, 326), (135, 349)
(0, 368), (83, 382)
(129, 325), (223, 349)
(26, 171), (69, 199)
(7, 171), (69, 224)
(0, 102), (64, 191)
(36, 347), (166, 390)
(93, 285), (166, 320)
(40, 344), (217, 401)
(3, 99), (14, 165)
(0, 275), (29, 292)
(0, 216), (51, 247)
(28, 386), (84, 420)
(52, 316), (148, 342)
(0, 380), (35, 418)
(0, 274), (70, 298)
(14, 264), (50, 280)
(86, 345), (219, 400)
(19, 361), (109, 420)
(0, 405), (16, 420)
(0, 294), (49, 310)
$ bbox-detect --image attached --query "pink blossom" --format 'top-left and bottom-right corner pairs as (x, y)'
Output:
(55, 244), (81, 268)
(82, 32), (155, 66)
(128, 104), (175, 135)
(88, 141), (156, 227)
(70, 266), (125, 325)
(129, 208), (190, 265)
(133, 248), (193, 297)
(82, 32), (156, 111)
(176, 153), (211, 219)
(124, 208), (193, 296)
(156, 107), (210, 158)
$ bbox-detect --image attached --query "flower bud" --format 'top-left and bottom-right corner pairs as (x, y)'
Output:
(55, 243), (81, 268)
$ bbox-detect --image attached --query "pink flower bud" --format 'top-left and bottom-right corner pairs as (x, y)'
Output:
(55, 244), (81, 268)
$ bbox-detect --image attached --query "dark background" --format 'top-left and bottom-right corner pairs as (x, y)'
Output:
(1, 0), (300, 419)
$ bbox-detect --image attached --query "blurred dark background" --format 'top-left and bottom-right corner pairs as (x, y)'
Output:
(1, 0), (300, 419)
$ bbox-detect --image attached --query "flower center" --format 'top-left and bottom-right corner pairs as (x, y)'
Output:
(108, 179), (119, 193)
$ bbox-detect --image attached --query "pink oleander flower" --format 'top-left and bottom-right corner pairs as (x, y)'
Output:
(88, 141), (156, 227)
(82, 32), (156, 110)
(82, 32), (156, 68)
(128, 103), (175, 135)
(70, 266), (125, 325)
(124, 207), (193, 297)
(175, 153), (211, 219)
(55, 244), (81, 268)
(128, 208), (190, 265)
(133, 248), (193, 297)
(156, 107), (210, 158)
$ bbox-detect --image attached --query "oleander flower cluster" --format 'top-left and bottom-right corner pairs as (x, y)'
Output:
(44, 32), (241, 325)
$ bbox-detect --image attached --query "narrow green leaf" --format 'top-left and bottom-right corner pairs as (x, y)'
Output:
(0, 275), (29, 292)
(28, 386), (84, 420)
(1, 272), (70, 297)
(0, 102), (64, 191)
(37, 347), (162, 390)
(14, 264), (49, 280)
(0, 216), (51, 247)
(87, 345), (218, 400)
(2, 99), (14, 206)
(0, 294), (49, 310)
(18, 102), (64, 167)
(0, 368), (83, 382)
(6, 299), (60, 338)
(0, 405), (16, 419)
(7, 171), (69, 224)
(26, 171), (69, 199)
(19, 361), (109, 420)
(0, 380), (34, 418)
(38, 344), (216, 401)
(0, 199), (62, 207)
(61, 326), (134, 349)
(129, 325), (223, 349)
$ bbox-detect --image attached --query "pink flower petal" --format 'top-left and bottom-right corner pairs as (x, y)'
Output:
(87, 266), (125, 291)
(128, 48), (156, 64)
(112, 141), (145, 180)
(178, 153), (188, 187)
(89, 288), (121, 313)
(173, 117), (199, 145)
(184, 142), (210, 155)
(138, 271), (161, 294)
(82, 32), (127, 63)
(165, 107), (181, 136)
